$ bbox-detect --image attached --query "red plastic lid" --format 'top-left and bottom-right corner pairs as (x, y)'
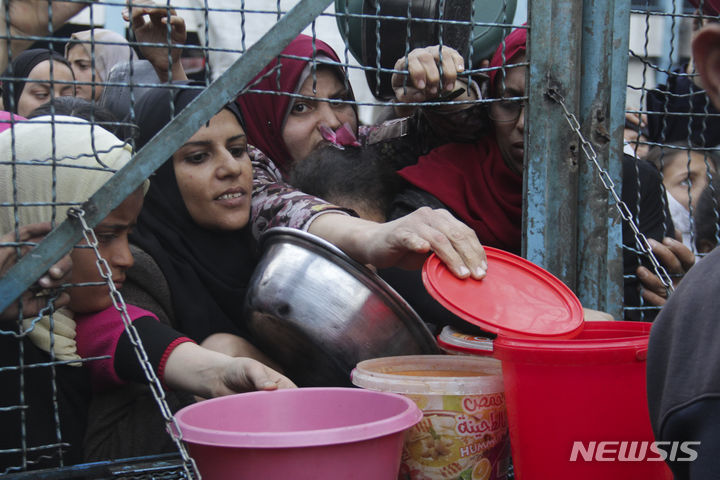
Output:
(422, 247), (584, 339)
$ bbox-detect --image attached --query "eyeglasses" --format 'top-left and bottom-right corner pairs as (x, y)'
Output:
(488, 98), (525, 123)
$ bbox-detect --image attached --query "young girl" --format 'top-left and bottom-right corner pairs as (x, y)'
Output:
(0, 116), (294, 472)
(65, 29), (137, 101)
(0, 49), (75, 116)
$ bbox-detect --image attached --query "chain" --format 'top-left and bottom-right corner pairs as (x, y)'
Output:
(546, 88), (675, 294)
(67, 208), (201, 480)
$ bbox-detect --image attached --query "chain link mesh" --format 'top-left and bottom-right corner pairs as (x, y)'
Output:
(546, 87), (675, 295)
(66, 208), (200, 480)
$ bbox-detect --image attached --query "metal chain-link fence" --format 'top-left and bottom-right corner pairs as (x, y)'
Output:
(0, 0), (717, 476)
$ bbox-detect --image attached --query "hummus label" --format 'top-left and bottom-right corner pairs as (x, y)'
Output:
(399, 393), (510, 480)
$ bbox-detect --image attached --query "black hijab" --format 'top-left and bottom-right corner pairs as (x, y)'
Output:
(1, 49), (72, 113)
(131, 84), (257, 342)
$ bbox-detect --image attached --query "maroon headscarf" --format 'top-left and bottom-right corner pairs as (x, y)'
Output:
(236, 34), (354, 175)
(488, 27), (527, 96)
(689, 0), (720, 16)
(397, 28), (527, 254)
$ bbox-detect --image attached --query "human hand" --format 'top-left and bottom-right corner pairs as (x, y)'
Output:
(124, 1), (187, 81)
(636, 237), (695, 306)
(0, 223), (71, 322)
(582, 307), (615, 322)
(623, 112), (649, 158)
(21, 311), (81, 364)
(213, 357), (296, 397)
(200, 332), (284, 372)
(0, 1), (92, 72)
(361, 207), (486, 279)
(392, 45), (466, 104)
(163, 342), (296, 399)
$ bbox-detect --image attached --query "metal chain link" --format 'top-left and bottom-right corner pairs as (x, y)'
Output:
(546, 88), (675, 294)
(67, 208), (201, 480)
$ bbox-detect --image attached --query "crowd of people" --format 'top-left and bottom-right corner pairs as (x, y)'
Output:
(0, 0), (718, 477)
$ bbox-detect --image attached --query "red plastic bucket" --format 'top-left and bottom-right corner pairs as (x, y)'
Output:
(493, 321), (672, 480)
(174, 387), (422, 480)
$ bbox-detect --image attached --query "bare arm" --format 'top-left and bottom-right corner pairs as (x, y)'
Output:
(307, 207), (487, 279)
(162, 342), (296, 399)
(0, 0), (92, 71)
(124, 1), (187, 82)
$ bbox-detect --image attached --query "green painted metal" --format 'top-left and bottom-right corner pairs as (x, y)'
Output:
(0, 0), (334, 314)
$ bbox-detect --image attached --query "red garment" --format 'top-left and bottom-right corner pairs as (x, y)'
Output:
(689, 0), (720, 15)
(397, 28), (527, 253)
(488, 27), (527, 93)
(398, 136), (523, 253)
(235, 34), (347, 175)
(75, 304), (192, 391)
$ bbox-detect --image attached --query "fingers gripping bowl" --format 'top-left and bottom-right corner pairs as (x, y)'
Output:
(243, 228), (440, 387)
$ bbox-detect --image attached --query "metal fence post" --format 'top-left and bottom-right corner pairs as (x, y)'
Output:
(576, 0), (631, 318)
(0, 0), (334, 314)
(524, 0), (584, 286)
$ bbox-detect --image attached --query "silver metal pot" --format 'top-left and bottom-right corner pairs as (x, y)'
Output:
(244, 227), (439, 387)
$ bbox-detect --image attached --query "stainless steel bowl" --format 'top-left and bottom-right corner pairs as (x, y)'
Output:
(244, 227), (439, 387)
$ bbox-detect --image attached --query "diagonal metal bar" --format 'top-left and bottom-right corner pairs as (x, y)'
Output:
(0, 0), (333, 314)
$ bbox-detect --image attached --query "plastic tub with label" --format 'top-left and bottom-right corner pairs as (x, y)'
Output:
(352, 355), (510, 480)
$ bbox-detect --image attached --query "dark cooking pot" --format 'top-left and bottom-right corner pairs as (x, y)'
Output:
(335, 0), (518, 99)
(243, 228), (440, 387)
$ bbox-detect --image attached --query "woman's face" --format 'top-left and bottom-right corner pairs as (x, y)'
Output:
(491, 60), (527, 176)
(282, 67), (357, 164)
(172, 109), (253, 231)
(67, 45), (100, 100)
(663, 150), (717, 210)
(17, 60), (75, 117)
(68, 189), (143, 314)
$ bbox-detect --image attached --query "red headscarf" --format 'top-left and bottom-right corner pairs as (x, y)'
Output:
(488, 27), (527, 96)
(397, 28), (527, 254)
(236, 34), (353, 175)
(689, 0), (720, 16)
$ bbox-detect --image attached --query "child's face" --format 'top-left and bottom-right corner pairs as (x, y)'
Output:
(663, 150), (717, 211)
(282, 67), (357, 165)
(67, 189), (144, 314)
(172, 109), (253, 231)
(17, 60), (75, 117)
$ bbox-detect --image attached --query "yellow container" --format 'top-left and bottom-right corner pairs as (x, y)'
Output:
(351, 355), (510, 480)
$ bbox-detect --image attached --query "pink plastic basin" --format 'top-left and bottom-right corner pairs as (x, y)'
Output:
(174, 387), (422, 480)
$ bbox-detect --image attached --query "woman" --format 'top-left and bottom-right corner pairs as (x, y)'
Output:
(121, 11), (487, 279)
(65, 29), (137, 100)
(0, 49), (75, 117)
(391, 28), (527, 254)
(0, 116), (292, 471)
(644, 142), (719, 258)
(236, 34), (481, 176)
(393, 27), (686, 320)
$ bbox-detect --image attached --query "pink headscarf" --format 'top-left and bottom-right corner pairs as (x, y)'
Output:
(235, 34), (355, 175)
(0, 112), (25, 133)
